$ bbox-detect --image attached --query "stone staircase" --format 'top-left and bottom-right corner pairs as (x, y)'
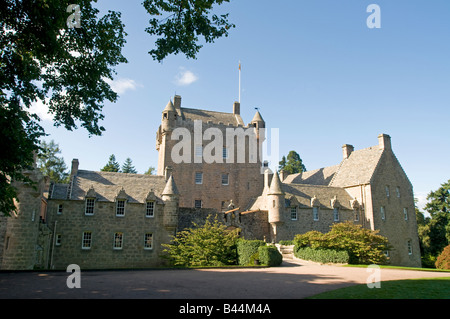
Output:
(277, 244), (295, 260)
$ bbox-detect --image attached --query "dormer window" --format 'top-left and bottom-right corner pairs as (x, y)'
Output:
(116, 199), (126, 216)
(85, 198), (95, 215)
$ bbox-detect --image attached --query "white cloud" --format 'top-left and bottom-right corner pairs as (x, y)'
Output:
(29, 98), (53, 122)
(174, 68), (198, 86)
(104, 78), (141, 95)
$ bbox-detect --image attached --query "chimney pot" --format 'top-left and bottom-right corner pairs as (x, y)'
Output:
(342, 144), (354, 159)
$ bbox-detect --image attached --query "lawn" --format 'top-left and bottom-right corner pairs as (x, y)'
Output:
(308, 277), (450, 299)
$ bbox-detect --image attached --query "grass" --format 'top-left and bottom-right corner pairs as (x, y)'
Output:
(308, 277), (450, 299)
(342, 264), (450, 272)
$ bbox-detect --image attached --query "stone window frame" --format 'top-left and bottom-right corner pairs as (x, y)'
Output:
(380, 206), (386, 221)
(221, 173), (229, 186)
(313, 206), (319, 221)
(385, 185), (390, 198)
(407, 239), (413, 255)
(290, 206), (298, 221)
(194, 199), (202, 209)
(57, 204), (63, 215)
(195, 172), (203, 185)
(396, 186), (401, 198)
(55, 234), (62, 246)
(82, 231), (92, 249)
(85, 198), (95, 216)
(403, 207), (408, 221)
(222, 147), (228, 160)
(333, 207), (340, 222)
(113, 232), (124, 250)
(116, 199), (126, 217)
(144, 233), (153, 250)
(146, 201), (155, 218)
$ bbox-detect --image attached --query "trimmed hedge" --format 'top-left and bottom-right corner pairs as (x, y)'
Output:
(236, 239), (266, 265)
(295, 246), (349, 264)
(435, 244), (450, 270)
(258, 245), (283, 267)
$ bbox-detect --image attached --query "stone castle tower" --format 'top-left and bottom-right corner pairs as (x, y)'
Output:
(156, 95), (266, 212)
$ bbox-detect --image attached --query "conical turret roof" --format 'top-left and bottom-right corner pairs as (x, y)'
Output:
(162, 175), (179, 195)
(268, 171), (284, 195)
(251, 110), (264, 123)
(163, 100), (176, 112)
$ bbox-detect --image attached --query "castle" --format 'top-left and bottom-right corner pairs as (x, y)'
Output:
(0, 95), (422, 269)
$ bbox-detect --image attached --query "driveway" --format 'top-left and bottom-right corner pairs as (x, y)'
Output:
(0, 259), (449, 299)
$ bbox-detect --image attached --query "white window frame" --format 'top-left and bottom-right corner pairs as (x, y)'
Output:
(82, 231), (92, 249)
(221, 173), (229, 186)
(113, 232), (124, 250)
(85, 198), (95, 216)
(407, 240), (413, 255)
(194, 199), (202, 209)
(290, 206), (298, 221)
(144, 233), (153, 250)
(116, 199), (126, 217)
(313, 206), (319, 221)
(380, 206), (386, 221)
(195, 172), (203, 185)
(146, 201), (155, 218)
(333, 207), (340, 222)
(56, 234), (62, 246)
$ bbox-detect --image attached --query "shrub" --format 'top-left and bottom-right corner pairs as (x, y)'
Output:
(162, 215), (239, 267)
(435, 244), (450, 270)
(293, 222), (391, 265)
(258, 245), (283, 267)
(236, 239), (266, 265)
(295, 247), (349, 264)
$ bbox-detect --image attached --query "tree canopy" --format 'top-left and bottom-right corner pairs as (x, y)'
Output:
(36, 140), (69, 183)
(278, 150), (306, 175)
(101, 154), (121, 172)
(121, 157), (137, 174)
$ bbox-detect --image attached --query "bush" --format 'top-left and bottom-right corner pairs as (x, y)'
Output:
(162, 215), (239, 267)
(258, 245), (283, 267)
(293, 222), (391, 265)
(435, 244), (450, 270)
(295, 247), (349, 264)
(236, 239), (266, 265)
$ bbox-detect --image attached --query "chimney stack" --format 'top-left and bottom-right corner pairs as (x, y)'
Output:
(342, 144), (354, 159)
(378, 133), (391, 150)
(71, 159), (79, 176)
(173, 95), (181, 110)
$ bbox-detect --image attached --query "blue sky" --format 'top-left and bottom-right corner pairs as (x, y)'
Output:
(35, 0), (450, 210)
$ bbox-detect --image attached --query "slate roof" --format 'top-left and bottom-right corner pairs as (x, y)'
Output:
(51, 170), (167, 203)
(282, 184), (353, 210)
(283, 165), (339, 186)
(181, 107), (245, 126)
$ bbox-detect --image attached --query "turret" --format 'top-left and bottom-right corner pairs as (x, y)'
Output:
(161, 99), (177, 132)
(267, 171), (284, 224)
(162, 175), (179, 232)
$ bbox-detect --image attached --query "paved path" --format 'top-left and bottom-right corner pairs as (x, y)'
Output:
(0, 259), (449, 299)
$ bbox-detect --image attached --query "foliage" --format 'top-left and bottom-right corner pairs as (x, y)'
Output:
(295, 247), (350, 264)
(101, 154), (121, 172)
(143, 0), (235, 62)
(435, 244), (450, 270)
(145, 166), (156, 175)
(236, 239), (265, 265)
(36, 140), (69, 183)
(293, 222), (391, 265)
(0, 1), (127, 216)
(162, 215), (239, 267)
(425, 179), (450, 217)
(258, 245), (282, 267)
(121, 157), (137, 174)
(278, 151), (306, 174)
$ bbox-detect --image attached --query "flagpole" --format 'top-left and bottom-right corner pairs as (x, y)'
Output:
(238, 61), (241, 103)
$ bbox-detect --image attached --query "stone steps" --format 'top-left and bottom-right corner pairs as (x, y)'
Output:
(277, 244), (295, 260)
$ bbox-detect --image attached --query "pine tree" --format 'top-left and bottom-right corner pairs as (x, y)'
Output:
(37, 140), (69, 183)
(278, 151), (306, 174)
(101, 154), (121, 172)
(122, 158), (137, 174)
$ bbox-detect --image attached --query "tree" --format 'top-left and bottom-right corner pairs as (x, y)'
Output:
(278, 151), (306, 174)
(101, 154), (121, 173)
(36, 140), (69, 183)
(143, 0), (235, 62)
(144, 166), (156, 175)
(121, 158), (137, 174)
(162, 215), (239, 267)
(425, 179), (450, 217)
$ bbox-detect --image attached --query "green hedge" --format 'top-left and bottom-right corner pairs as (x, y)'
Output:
(236, 239), (266, 265)
(258, 245), (283, 267)
(295, 246), (349, 264)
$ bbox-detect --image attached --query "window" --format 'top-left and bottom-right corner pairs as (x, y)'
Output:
(333, 207), (340, 222)
(85, 198), (95, 215)
(146, 201), (155, 218)
(385, 185), (390, 198)
(354, 210), (360, 222)
(396, 186), (401, 198)
(113, 232), (123, 250)
(57, 204), (63, 215)
(144, 233), (153, 250)
(380, 206), (386, 221)
(194, 200), (202, 209)
(223, 147), (228, 160)
(222, 173), (229, 185)
(116, 200), (125, 216)
(195, 145), (203, 157)
(290, 207), (297, 220)
(407, 240), (413, 255)
(403, 207), (408, 221)
(82, 231), (92, 249)
(195, 172), (203, 184)
(313, 207), (319, 221)
(56, 234), (62, 246)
